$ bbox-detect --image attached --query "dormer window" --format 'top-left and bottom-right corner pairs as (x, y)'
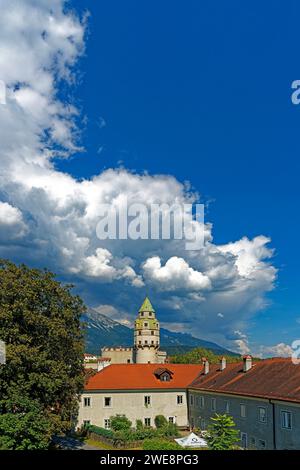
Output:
(149, 312), (152, 316)
(154, 367), (173, 382)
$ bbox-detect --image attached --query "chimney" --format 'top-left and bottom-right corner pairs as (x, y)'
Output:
(202, 357), (209, 375)
(220, 356), (226, 371)
(243, 355), (252, 372)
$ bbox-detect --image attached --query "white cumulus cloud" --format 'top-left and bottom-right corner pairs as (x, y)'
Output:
(0, 0), (279, 353)
(0, 201), (27, 239)
(260, 343), (293, 358)
(143, 256), (211, 291)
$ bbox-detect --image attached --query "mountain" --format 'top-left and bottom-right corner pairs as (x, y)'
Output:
(82, 308), (237, 357)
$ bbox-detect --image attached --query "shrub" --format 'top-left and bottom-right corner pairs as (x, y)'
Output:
(85, 419), (180, 447)
(142, 438), (182, 450)
(87, 424), (114, 439)
(136, 419), (143, 430)
(154, 415), (168, 428)
(110, 415), (132, 432)
(161, 423), (180, 437)
(114, 429), (137, 443)
(135, 426), (159, 440)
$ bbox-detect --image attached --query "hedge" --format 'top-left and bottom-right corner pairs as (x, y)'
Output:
(85, 422), (180, 447)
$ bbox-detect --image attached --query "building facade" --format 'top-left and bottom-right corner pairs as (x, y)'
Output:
(100, 347), (133, 364)
(77, 363), (202, 429)
(188, 356), (300, 450)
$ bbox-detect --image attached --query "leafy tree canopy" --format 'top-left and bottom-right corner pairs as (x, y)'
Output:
(169, 347), (242, 364)
(0, 260), (86, 449)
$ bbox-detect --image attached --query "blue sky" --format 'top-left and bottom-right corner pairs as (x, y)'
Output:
(1, 0), (300, 356)
(66, 0), (300, 349)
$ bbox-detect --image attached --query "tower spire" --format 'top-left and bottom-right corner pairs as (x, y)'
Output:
(139, 296), (155, 313)
(134, 296), (159, 364)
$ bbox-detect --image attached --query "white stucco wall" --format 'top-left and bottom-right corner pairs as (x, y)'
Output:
(77, 389), (188, 428)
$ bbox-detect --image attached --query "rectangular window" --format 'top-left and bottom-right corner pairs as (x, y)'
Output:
(144, 323), (148, 327)
(241, 432), (248, 449)
(83, 420), (90, 426)
(144, 395), (151, 406)
(104, 397), (112, 407)
(104, 419), (111, 429)
(83, 397), (91, 407)
(258, 439), (266, 449)
(190, 395), (194, 406)
(168, 416), (175, 424)
(144, 418), (151, 427)
(177, 395), (183, 405)
(151, 331), (154, 335)
(281, 411), (292, 429)
(258, 406), (267, 423)
(225, 400), (230, 413)
(240, 404), (247, 418)
(199, 396), (204, 408)
(211, 398), (216, 411)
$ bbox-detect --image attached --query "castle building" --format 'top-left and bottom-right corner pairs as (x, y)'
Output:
(100, 297), (167, 364)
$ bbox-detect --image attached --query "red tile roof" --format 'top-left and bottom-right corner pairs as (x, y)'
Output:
(190, 358), (300, 403)
(84, 364), (203, 391)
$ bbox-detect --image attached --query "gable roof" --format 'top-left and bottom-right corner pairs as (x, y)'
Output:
(84, 364), (202, 391)
(190, 358), (300, 403)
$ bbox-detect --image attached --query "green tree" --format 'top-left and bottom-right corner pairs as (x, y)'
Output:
(110, 415), (132, 432)
(169, 347), (241, 364)
(207, 414), (240, 450)
(0, 260), (85, 449)
(154, 415), (168, 428)
(0, 396), (52, 450)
